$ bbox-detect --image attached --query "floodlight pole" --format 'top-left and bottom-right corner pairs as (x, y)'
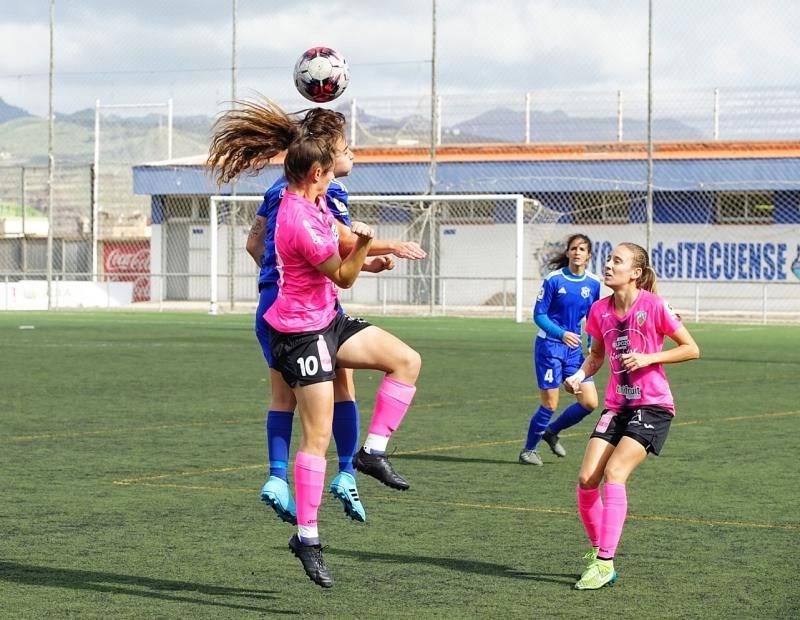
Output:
(428, 0), (438, 195)
(645, 0), (654, 254)
(46, 0), (55, 309)
(229, 0), (239, 310)
(92, 99), (101, 282)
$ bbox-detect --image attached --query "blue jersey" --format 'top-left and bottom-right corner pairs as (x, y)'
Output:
(533, 268), (601, 342)
(256, 178), (352, 286)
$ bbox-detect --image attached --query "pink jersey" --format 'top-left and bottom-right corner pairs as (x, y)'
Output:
(265, 191), (339, 333)
(586, 289), (683, 414)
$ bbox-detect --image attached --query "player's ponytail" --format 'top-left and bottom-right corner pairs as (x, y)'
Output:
(208, 98), (300, 185)
(621, 242), (658, 294)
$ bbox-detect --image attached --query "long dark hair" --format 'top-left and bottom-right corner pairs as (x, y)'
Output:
(207, 98), (345, 185)
(547, 233), (592, 271)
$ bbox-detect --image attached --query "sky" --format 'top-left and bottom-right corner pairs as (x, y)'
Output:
(1, 0), (799, 118)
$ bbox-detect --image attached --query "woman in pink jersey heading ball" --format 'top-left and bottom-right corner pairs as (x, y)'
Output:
(208, 99), (421, 588)
(563, 242), (700, 590)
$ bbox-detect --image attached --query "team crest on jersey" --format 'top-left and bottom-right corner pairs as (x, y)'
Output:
(332, 197), (349, 217)
(536, 287), (544, 301)
(581, 286), (591, 299)
(636, 310), (647, 326)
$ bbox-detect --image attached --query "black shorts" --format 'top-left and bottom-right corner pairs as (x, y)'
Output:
(590, 406), (673, 455)
(269, 312), (371, 387)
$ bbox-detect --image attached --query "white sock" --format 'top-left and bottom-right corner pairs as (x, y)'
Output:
(298, 525), (318, 542)
(363, 433), (389, 454)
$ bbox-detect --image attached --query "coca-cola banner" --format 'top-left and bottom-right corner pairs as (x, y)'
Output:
(103, 241), (150, 301)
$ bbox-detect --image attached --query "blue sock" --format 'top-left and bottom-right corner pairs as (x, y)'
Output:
(547, 403), (593, 435)
(525, 405), (554, 450)
(333, 400), (359, 475)
(266, 410), (293, 481)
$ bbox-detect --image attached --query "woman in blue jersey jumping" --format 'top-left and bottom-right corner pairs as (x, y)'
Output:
(519, 233), (601, 465)
(243, 108), (426, 524)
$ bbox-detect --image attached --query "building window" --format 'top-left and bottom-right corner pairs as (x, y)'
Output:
(573, 192), (630, 224)
(715, 192), (774, 224)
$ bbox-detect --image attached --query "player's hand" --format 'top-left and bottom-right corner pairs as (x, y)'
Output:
(364, 256), (395, 273)
(620, 352), (651, 372)
(350, 221), (374, 241)
(391, 241), (427, 260)
(563, 369), (586, 394)
(562, 331), (582, 348)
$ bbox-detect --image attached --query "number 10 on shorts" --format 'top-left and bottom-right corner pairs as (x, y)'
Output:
(295, 335), (334, 377)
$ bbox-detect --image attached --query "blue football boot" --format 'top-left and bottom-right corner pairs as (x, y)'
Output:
(260, 476), (297, 525)
(328, 471), (366, 522)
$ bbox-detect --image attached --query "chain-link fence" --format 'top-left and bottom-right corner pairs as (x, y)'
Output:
(1, 1), (799, 316)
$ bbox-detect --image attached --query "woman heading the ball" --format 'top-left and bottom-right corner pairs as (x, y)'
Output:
(245, 108), (425, 527)
(209, 99), (422, 588)
(564, 242), (699, 590)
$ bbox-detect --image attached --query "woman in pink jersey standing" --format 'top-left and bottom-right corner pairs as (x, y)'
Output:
(563, 242), (699, 590)
(208, 100), (421, 588)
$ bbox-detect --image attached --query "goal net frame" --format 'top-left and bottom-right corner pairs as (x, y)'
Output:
(208, 193), (540, 322)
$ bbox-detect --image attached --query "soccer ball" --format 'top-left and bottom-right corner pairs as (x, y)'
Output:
(293, 47), (350, 103)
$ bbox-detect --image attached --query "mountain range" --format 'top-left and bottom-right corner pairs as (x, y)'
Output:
(0, 96), (709, 166)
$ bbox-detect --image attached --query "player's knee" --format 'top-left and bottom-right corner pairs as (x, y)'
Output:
(603, 462), (629, 484)
(583, 396), (598, 411)
(306, 429), (332, 455)
(542, 394), (559, 410)
(393, 345), (421, 382)
(578, 472), (601, 489)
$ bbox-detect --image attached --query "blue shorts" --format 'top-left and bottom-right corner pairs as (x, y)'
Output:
(255, 282), (346, 368)
(256, 283), (279, 367)
(533, 336), (593, 390)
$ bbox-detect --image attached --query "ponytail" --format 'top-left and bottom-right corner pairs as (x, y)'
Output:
(207, 98), (300, 185)
(639, 265), (658, 294)
(620, 242), (658, 293)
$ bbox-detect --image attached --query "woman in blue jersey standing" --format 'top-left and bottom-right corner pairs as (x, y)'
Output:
(242, 107), (426, 524)
(519, 234), (601, 465)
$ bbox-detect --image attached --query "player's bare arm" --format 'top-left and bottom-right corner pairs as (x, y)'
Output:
(318, 222), (374, 288)
(246, 215), (267, 266)
(362, 255), (395, 273)
(564, 338), (605, 394)
(620, 325), (700, 371)
(335, 220), (426, 260)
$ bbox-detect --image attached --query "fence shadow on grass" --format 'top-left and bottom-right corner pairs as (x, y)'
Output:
(328, 548), (577, 586)
(0, 560), (297, 615)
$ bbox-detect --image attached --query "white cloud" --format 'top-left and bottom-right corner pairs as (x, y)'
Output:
(2, 0), (799, 117)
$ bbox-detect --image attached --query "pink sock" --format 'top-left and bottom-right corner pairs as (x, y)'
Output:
(598, 482), (628, 559)
(294, 451), (327, 532)
(367, 376), (416, 437)
(576, 485), (603, 547)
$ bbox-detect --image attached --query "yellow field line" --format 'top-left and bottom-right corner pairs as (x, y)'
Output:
(111, 409), (800, 485)
(119, 482), (800, 532)
(7, 376), (797, 443)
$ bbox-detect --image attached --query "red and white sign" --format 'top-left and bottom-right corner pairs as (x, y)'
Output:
(103, 241), (150, 301)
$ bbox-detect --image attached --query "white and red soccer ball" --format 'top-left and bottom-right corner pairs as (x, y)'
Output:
(293, 46), (350, 103)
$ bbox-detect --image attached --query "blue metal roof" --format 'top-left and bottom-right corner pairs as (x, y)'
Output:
(133, 157), (800, 196)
